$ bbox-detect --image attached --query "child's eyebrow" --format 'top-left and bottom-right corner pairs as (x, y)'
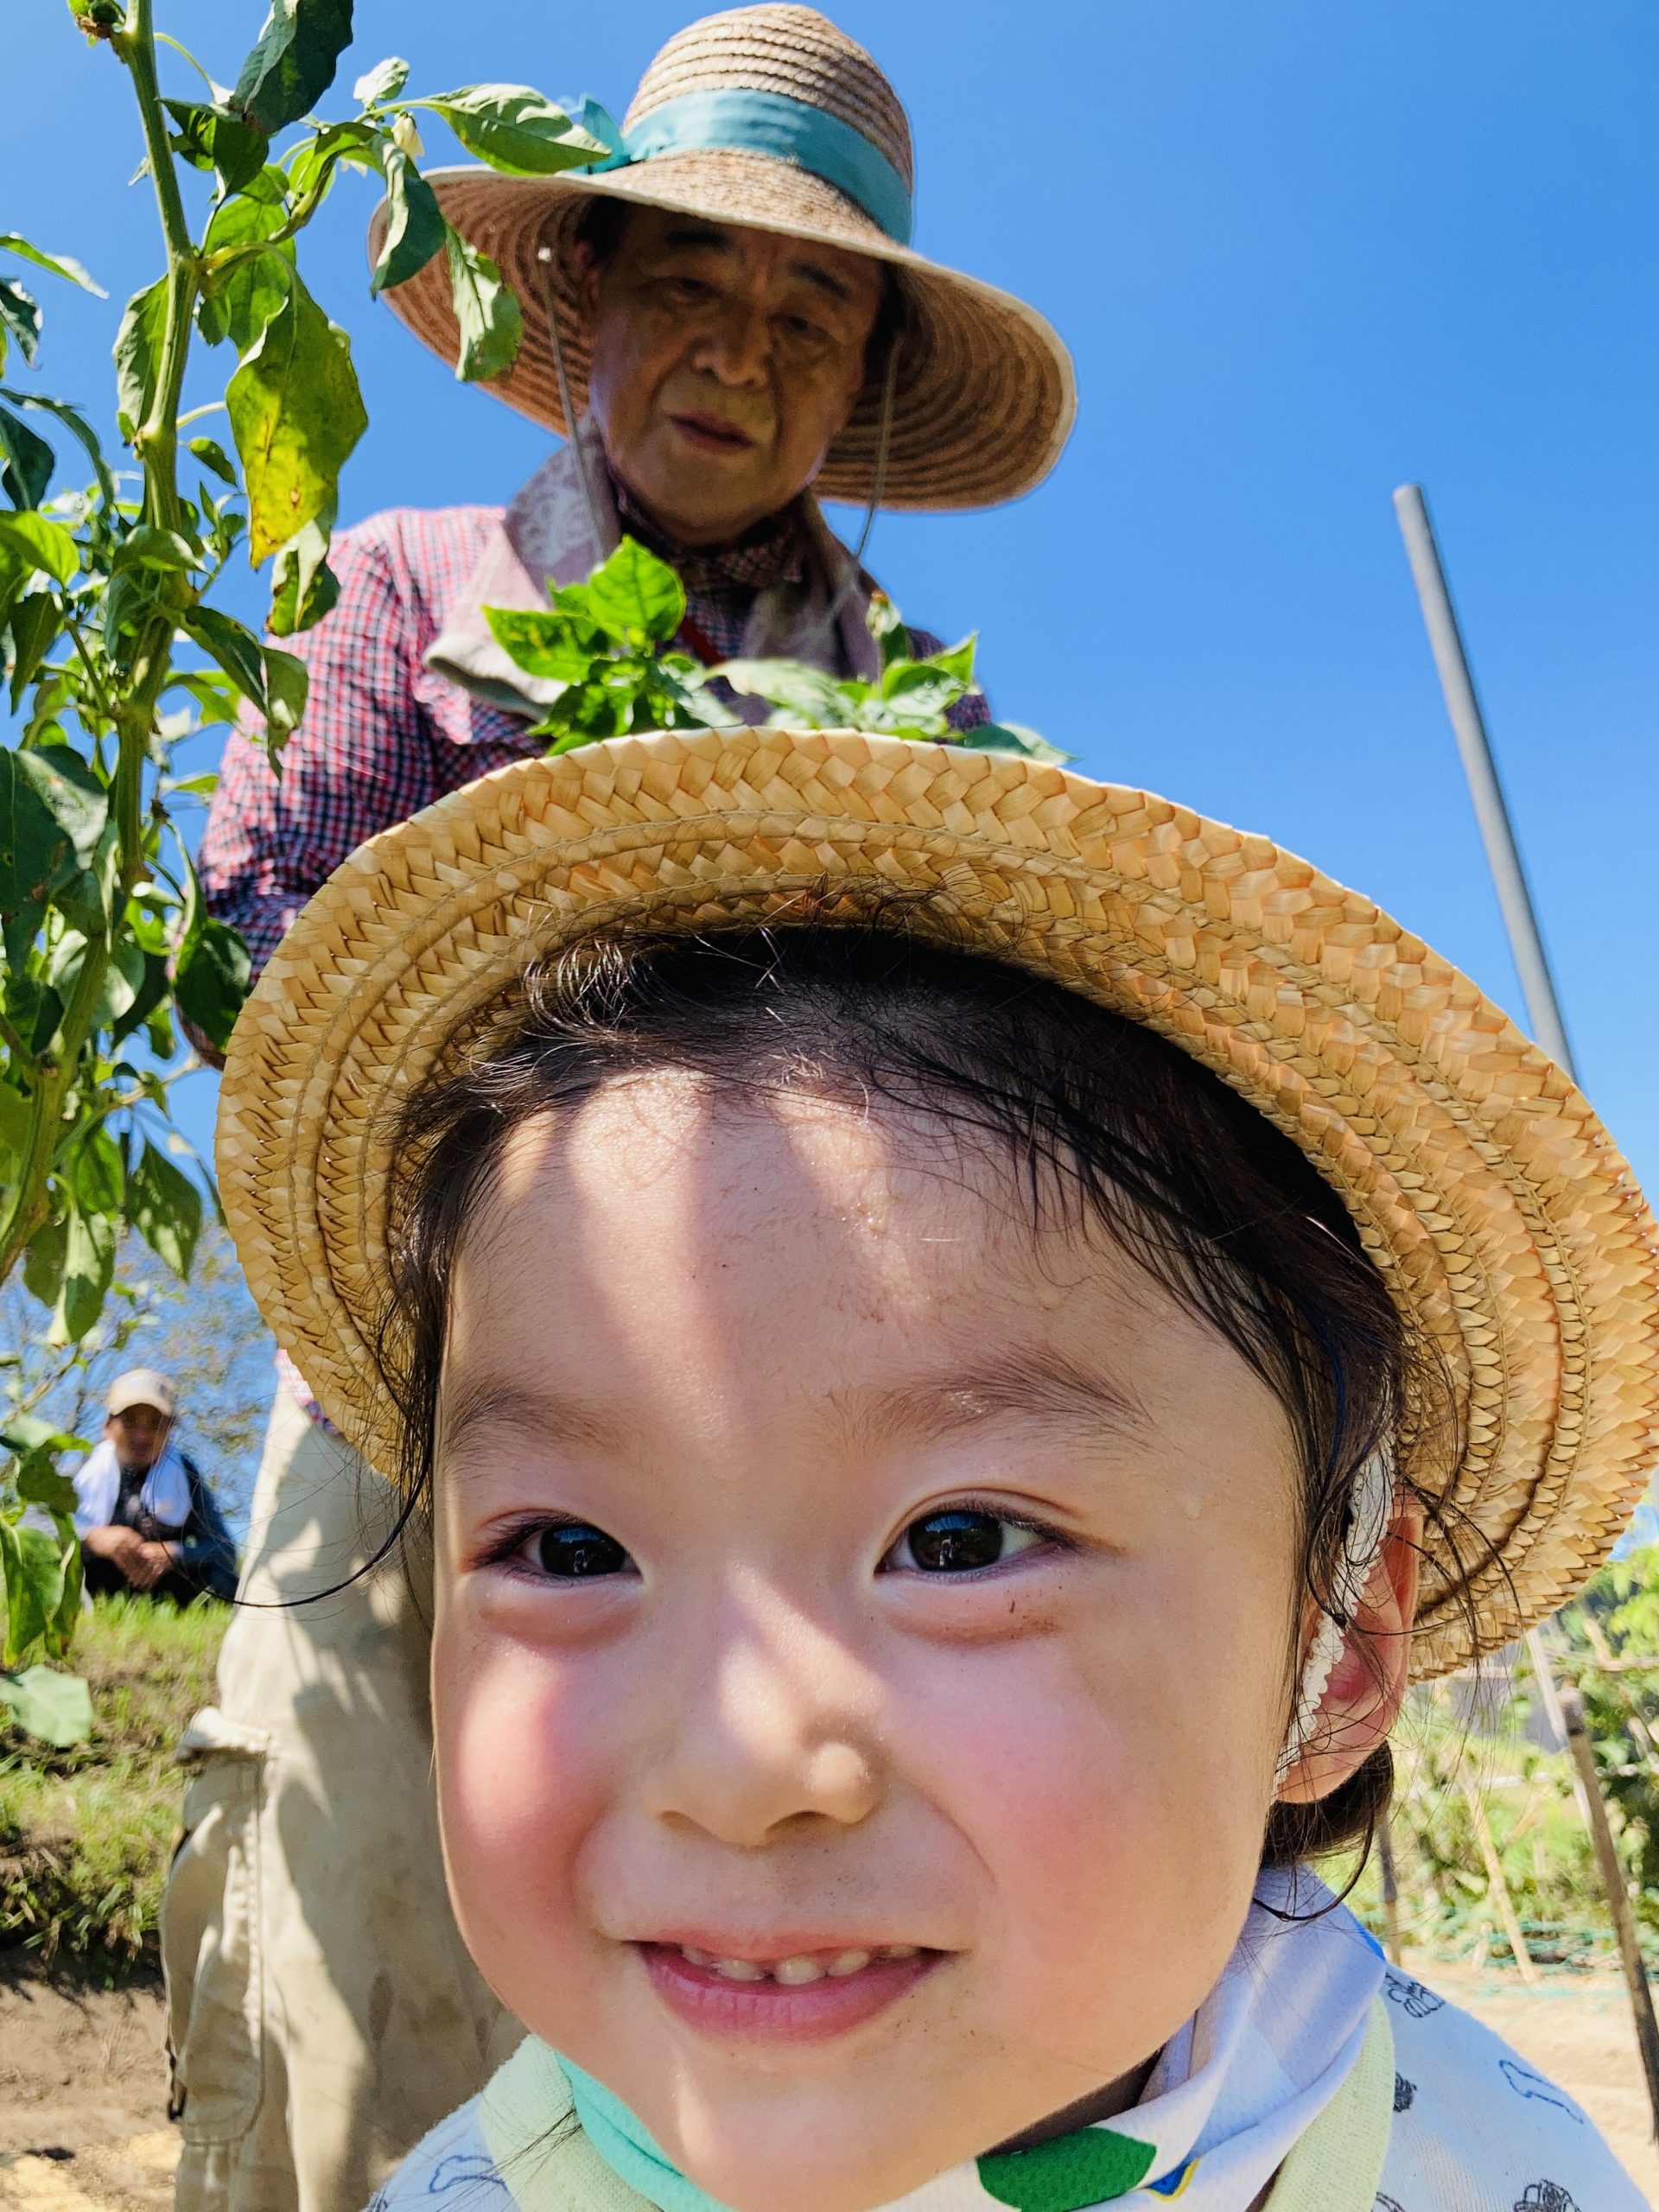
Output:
(435, 1376), (620, 1461)
(842, 1348), (1148, 1452)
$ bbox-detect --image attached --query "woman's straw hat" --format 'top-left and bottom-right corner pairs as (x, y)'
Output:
(219, 731), (1659, 1681)
(371, 6), (1075, 511)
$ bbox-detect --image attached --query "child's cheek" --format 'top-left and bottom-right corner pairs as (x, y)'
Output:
(893, 1636), (1268, 2081)
(431, 1612), (610, 2018)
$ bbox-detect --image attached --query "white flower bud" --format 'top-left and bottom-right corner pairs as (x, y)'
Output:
(391, 113), (424, 161)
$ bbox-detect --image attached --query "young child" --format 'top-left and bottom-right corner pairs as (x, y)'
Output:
(219, 730), (1659, 2212)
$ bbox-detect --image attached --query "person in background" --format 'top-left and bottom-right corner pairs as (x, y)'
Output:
(73, 1369), (237, 1606)
(164, 12), (1073, 2212)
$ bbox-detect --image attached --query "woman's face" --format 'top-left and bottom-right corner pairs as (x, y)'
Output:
(578, 209), (883, 547)
(431, 1075), (1306, 2212)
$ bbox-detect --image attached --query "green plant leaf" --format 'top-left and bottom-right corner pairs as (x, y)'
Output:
(15, 1458), (80, 1519)
(15, 744), (107, 868)
(354, 54), (410, 105)
(715, 658), (849, 726)
(21, 1215), (67, 1308)
(175, 916), (252, 1053)
(268, 513), (339, 636)
(55, 1193), (116, 1343)
(188, 435), (238, 486)
(419, 86), (610, 176)
(115, 523), (200, 573)
(0, 391), (114, 506)
(113, 276), (168, 444)
(371, 146), (445, 295)
(584, 537), (686, 645)
(445, 229), (523, 383)
(0, 234), (105, 297)
(0, 1522), (51, 1669)
(183, 605), (308, 752)
(0, 1665), (92, 1747)
(231, 0), (356, 136)
(196, 170), (296, 353)
(227, 271), (367, 563)
(888, 634), (976, 691)
(0, 747), (76, 963)
(0, 277), (42, 372)
(483, 605), (601, 683)
(0, 510), (76, 584)
(0, 400), (54, 508)
(8, 591), (62, 709)
(865, 590), (906, 670)
(263, 643), (308, 742)
(163, 99), (270, 196)
(127, 1139), (205, 1279)
(284, 117), (380, 200)
(957, 721), (1071, 766)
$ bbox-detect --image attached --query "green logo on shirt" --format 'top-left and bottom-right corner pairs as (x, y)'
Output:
(977, 2127), (1158, 2210)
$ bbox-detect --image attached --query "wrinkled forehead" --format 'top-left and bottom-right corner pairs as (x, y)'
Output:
(598, 202), (886, 307)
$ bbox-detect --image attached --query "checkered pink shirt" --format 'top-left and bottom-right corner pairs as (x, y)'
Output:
(200, 505), (986, 976)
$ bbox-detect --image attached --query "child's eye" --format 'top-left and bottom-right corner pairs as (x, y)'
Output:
(881, 1510), (1046, 1576)
(529, 1522), (633, 1579)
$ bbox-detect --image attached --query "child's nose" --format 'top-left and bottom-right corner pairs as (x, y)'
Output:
(639, 1599), (884, 1847)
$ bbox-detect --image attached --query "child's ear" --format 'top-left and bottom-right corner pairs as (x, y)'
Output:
(1274, 1495), (1425, 1807)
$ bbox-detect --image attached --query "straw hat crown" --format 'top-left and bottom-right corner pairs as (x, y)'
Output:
(372, 7), (1075, 509)
(624, 7), (915, 194)
(219, 730), (1659, 1684)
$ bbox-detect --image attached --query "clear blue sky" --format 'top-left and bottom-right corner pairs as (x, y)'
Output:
(5, 0), (1656, 1196)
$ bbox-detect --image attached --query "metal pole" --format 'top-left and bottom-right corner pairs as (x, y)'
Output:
(1391, 485), (1573, 1070)
(1394, 482), (1659, 2139)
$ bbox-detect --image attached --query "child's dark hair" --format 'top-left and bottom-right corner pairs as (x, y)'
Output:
(375, 912), (1465, 1872)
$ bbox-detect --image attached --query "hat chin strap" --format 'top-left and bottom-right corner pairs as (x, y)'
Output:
(1274, 1452), (1396, 1791)
(540, 249), (613, 561)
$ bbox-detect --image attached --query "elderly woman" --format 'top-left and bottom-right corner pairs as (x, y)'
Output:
(167, 13), (1072, 2212)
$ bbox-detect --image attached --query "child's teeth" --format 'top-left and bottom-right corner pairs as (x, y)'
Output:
(681, 1945), (713, 1967)
(772, 1955), (827, 1985)
(880, 1944), (919, 1960)
(827, 1948), (873, 1977)
(710, 1956), (767, 1981)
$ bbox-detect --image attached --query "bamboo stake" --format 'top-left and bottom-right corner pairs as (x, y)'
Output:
(1462, 1778), (1541, 1987)
(1560, 1687), (1659, 2130)
(1393, 482), (1659, 2141)
(1376, 1809), (1404, 1965)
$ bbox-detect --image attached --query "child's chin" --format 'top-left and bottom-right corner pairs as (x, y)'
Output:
(679, 2145), (941, 2212)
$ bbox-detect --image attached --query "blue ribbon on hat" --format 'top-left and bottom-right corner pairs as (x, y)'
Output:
(569, 86), (914, 246)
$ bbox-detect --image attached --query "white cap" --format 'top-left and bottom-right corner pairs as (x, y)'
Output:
(106, 1368), (176, 1419)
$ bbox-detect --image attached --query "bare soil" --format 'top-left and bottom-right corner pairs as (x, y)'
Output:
(0, 1970), (173, 2209)
(2, 1954), (1655, 2208)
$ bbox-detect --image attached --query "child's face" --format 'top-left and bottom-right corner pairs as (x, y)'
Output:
(431, 1073), (1305, 2212)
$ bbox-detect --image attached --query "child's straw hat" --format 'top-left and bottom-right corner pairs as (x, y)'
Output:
(218, 731), (1659, 1680)
(370, 6), (1074, 511)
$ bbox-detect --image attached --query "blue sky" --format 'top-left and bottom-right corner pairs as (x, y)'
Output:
(4, 0), (1656, 1200)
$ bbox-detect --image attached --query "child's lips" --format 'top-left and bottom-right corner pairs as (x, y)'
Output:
(638, 1940), (939, 2043)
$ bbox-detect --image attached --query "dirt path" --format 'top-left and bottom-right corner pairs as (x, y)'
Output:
(3, 1956), (1656, 2206)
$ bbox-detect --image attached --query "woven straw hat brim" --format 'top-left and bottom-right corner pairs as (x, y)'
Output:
(217, 731), (1659, 1681)
(369, 162), (1076, 512)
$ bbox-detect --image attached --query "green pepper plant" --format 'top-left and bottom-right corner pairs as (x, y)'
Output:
(486, 536), (1068, 761)
(1, 0), (607, 1688)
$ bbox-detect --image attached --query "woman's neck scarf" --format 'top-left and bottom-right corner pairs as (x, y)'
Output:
(555, 1870), (1385, 2212)
(72, 1435), (193, 1535)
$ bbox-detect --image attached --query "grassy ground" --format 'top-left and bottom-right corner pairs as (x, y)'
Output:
(0, 1596), (225, 1978)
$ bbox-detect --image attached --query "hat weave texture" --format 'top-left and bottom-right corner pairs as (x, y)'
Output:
(217, 730), (1659, 1680)
(371, 7), (1074, 510)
